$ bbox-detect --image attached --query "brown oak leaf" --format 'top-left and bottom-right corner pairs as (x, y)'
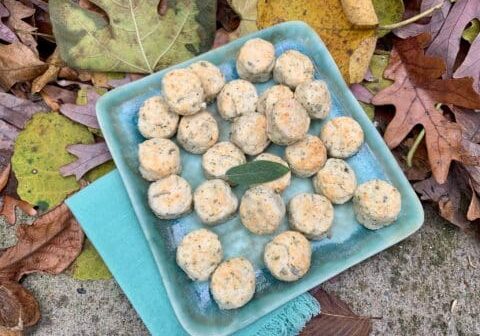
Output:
(0, 42), (47, 91)
(0, 204), (84, 281)
(0, 280), (40, 330)
(301, 287), (376, 336)
(371, 33), (480, 184)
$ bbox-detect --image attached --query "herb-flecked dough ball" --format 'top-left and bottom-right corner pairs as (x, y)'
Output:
(176, 229), (223, 281)
(353, 179), (401, 230)
(148, 174), (192, 219)
(162, 68), (205, 116)
(210, 257), (256, 309)
(273, 50), (314, 89)
(236, 38), (276, 83)
(138, 138), (181, 181)
(137, 96), (179, 139)
(264, 231), (311, 282)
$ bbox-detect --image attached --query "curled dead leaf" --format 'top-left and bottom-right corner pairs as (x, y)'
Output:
(0, 204), (84, 281)
(0, 280), (40, 330)
(0, 163), (10, 192)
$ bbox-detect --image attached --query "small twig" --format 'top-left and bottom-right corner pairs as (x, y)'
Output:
(468, 255), (477, 269)
(407, 128), (425, 168)
(321, 312), (383, 320)
(379, 2), (444, 30)
(450, 299), (458, 314)
(14, 29), (55, 39)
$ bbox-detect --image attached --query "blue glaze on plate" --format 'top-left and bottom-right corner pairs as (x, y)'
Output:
(96, 21), (424, 336)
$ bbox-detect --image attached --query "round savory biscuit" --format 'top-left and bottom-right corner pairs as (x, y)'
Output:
(264, 231), (311, 282)
(137, 96), (179, 139)
(138, 138), (181, 181)
(189, 61), (225, 101)
(320, 116), (364, 158)
(239, 185), (285, 235)
(231, 113), (270, 155)
(273, 50), (314, 89)
(254, 153), (291, 193)
(313, 158), (356, 204)
(202, 142), (246, 180)
(236, 38), (275, 82)
(176, 228), (222, 281)
(353, 179), (401, 230)
(285, 135), (327, 177)
(194, 179), (239, 225)
(288, 193), (333, 240)
(210, 257), (256, 309)
(162, 68), (205, 115)
(177, 110), (219, 154)
(294, 80), (331, 119)
(256, 84), (293, 115)
(148, 175), (192, 219)
(266, 98), (310, 145)
(216, 79), (258, 120)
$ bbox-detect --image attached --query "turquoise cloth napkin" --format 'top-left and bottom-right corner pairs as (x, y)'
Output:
(66, 170), (320, 336)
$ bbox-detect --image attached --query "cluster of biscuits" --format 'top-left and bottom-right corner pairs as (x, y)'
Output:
(136, 38), (402, 310)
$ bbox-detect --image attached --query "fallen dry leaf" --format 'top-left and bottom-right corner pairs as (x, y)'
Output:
(454, 33), (480, 92)
(0, 42), (47, 91)
(427, 0), (480, 78)
(227, 0), (258, 40)
(414, 164), (472, 229)
(0, 196), (37, 225)
(31, 48), (64, 94)
(0, 280), (40, 331)
(59, 89), (100, 128)
(301, 287), (374, 336)
(0, 203), (84, 281)
(0, 92), (48, 150)
(217, 0), (241, 32)
(0, 163), (10, 192)
(467, 183), (480, 221)
(394, 0), (452, 40)
(257, 0), (377, 83)
(341, 0), (379, 26)
(60, 142), (112, 181)
(213, 28), (231, 49)
(3, 0), (37, 53)
(39, 85), (76, 111)
(371, 33), (480, 184)
(0, 3), (19, 43)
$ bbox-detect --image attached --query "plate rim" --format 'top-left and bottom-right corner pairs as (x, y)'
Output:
(96, 20), (425, 336)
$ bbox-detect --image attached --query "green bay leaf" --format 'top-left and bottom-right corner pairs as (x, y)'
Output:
(11, 112), (94, 210)
(49, 0), (216, 73)
(226, 160), (290, 186)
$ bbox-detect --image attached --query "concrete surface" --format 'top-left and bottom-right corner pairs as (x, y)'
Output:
(1, 204), (479, 336)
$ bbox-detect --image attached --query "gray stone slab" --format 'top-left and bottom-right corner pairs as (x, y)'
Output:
(3, 204), (479, 335)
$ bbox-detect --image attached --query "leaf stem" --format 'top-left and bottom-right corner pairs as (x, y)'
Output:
(15, 29), (55, 39)
(407, 128), (425, 168)
(321, 312), (383, 320)
(379, 2), (444, 30)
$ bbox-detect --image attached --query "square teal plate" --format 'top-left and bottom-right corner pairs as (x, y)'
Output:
(96, 21), (424, 336)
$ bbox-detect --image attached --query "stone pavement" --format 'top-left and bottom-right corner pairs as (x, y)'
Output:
(1, 204), (478, 336)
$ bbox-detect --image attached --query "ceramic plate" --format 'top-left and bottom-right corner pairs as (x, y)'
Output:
(96, 21), (424, 336)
